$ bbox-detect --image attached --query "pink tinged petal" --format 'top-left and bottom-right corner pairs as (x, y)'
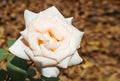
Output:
(37, 33), (48, 42)
(25, 32), (42, 56)
(49, 27), (64, 41)
(24, 47), (57, 67)
(24, 46), (34, 60)
(9, 36), (29, 60)
(69, 27), (84, 54)
(44, 42), (60, 50)
(24, 10), (38, 26)
(27, 33), (38, 50)
(41, 67), (60, 77)
(66, 17), (73, 24)
(68, 51), (83, 66)
(21, 30), (43, 56)
(42, 6), (65, 19)
(57, 56), (71, 68)
(71, 25), (84, 43)
(34, 6), (68, 30)
(33, 57), (57, 67)
(31, 6), (70, 33)
(20, 30), (29, 40)
(40, 44), (70, 62)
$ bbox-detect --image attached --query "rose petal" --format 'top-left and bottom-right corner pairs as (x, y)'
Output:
(57, 56), (71, 68)
(69, 27), (84, 53)
(9, 36), (29, 60)
(24, 45), (57, 67)
(40, 44), (70, 62)
(71, 26), (84, 44)
(33, 57), (57, 67)
(43, 6), (73, 26)
(68, 51), (83, 66)
(41, 67), (60, 77)
(66, 17), (73, 24)
(21, 30), (42, 56)
(42, 6), (64, 19)
(44, 42), (60, 50)
(24, 10), (37, 26)
(32, 6), (70, 33)
(24, 45), (34, 60)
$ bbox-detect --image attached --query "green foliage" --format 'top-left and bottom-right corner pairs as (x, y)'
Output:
(6, 56), (59, 81)
(40, 76), (59, 81)
(7, 39), (16, 48)
(0, 70), (7, 81)
(27, 67), (36, 77)
(7, 56), (29, 81)
(0, 48), (9, 61)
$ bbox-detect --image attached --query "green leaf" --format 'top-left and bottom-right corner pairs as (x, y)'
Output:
(0, 48), (9, 61)
(0, 70), (7, 81)
(7, 56), (29, 81)
(7, 40), (16, 48)
(40, 76), (59, 81)
(27, 68), (36, 77)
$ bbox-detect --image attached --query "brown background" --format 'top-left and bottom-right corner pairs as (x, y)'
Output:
(0, 0), (120, 81)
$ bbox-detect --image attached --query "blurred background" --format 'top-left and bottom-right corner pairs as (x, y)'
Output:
(0, 0), (120, 81)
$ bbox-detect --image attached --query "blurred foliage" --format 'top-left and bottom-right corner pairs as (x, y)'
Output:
(7, 56), (28, 81)
(0, 70), (6, 81)
(7, 39), (16, 47)
(0, 48), (9, 61)
(0, 0), (120, 81)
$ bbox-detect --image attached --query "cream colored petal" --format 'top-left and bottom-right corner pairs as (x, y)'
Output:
(41, 67), (60, 77)
(24, 46), (34, 60)
(21, 31), (42, 56)
(40, 44), (70, 62)
(57, 56), (71, 68)
(71, 26), (84, 44)
(20, 30), (28, 40)
(33, 6), (68, 31)
(44, 42), (60, 50)
(42, 6), (64, 19)
(32, 6), (68, 32)
(69, 27), (84, 54)
(24, 47), (58, 68)
(68, 51), (83, 66)
(24, 10), (37, 26)
(37, 33), (48, 42)
(66, 17), (73, 24)
(9, 36), (29, 60)
(33, 57), (57, 67)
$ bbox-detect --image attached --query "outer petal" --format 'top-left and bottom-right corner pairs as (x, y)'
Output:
(33, 57), (57, 67)
(32, 6), (70, 32)
(68, 51), (83, 66)
(57, 56), (71, 68)
(42, 6), (64, 19)
(66, 17), (73, 24)
(24, 10), (38, 26)
(69, 27), (84, 53)
(24, 46), (57, 67)
(41, 67), (60, 77)
(9, 36), (29, 60)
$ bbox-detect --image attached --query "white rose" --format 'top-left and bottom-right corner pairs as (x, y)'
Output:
(9, 6), (84, 78)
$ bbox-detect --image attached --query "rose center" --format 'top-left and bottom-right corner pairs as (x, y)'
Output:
(38, 39), (44, 45)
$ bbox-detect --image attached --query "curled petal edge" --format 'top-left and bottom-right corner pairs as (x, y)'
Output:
(41, 67), (60, 77)
(68, 51), (83, 66)
(9, 36), (29, 60)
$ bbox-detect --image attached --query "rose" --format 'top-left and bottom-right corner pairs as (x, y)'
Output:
(9, 6), (84, 77)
